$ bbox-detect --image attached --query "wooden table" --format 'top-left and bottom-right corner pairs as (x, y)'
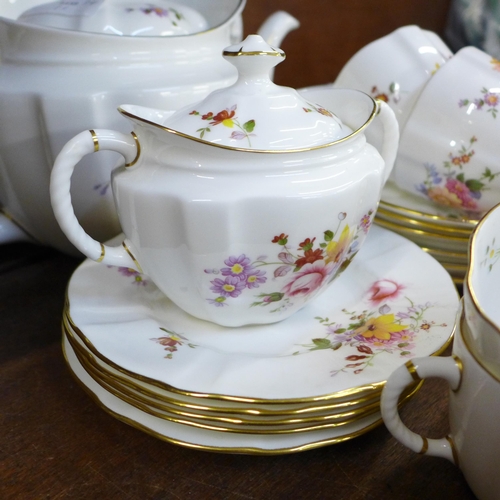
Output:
(1, 1), (478, 498)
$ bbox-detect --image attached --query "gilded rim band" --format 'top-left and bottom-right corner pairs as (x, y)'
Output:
(125, 131), (141, 167)
(122, 241), (143, 273)
(451, 354), (463, 392)
(405, 360), (421, 383)
(222, 49), (285, 58)
(89, 129), (99, 152)
(446, 435), (460, 467)
(62, 336), (388, 455)
(96, 243), (105, 263)
(419, 436), (429, 454)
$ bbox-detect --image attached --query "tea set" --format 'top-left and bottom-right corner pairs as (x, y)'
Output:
(3, 1), (500, 497)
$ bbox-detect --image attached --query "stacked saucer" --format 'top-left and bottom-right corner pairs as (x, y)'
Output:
(375, 182), (480, 285)
(62, 225), (459, 454)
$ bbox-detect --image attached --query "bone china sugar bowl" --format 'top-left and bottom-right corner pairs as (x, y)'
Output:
(50, 35), (399, 327)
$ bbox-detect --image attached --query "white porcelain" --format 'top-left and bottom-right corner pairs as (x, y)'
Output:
(18, 0), (209, 36)
(379, 180), (479, 229)
(0, 1), (299, 254)
(62, 333), (385, 453)
(51, 36), (399, 326)
(463, 203), (500, 379)
(381, 304), (500, 500)
(333, 25), (452, 132)
(395, 46), (500, 216)
(63, 225), (458, 400)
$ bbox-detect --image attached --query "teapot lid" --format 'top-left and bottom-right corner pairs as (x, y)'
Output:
(161, 35), (352, 151)
(17, 0), (208, 36)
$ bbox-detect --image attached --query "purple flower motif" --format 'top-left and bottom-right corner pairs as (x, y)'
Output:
(116, 267), (148, 286)
(245, 269), (267, 289)
(210, 276), (246, 298)
(221, 254), (253, 279)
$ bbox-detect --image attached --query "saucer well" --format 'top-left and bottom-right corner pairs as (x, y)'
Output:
(65, 225), (458, 403)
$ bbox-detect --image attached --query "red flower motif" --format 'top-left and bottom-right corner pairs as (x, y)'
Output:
(298, 237), (316, 249)
(357, 345), (373, 354)
(295, 248), (324, 268)
(210, 109), (236, 126)
(272, 233), (288, 243)
(202, 112), (214, 120)
(368, 279), (404, 304)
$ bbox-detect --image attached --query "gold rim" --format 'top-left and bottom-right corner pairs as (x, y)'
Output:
(374, 217), (471, 243)
(460, 302), (500, 383)
(62, 336), (422, 453)
(117, 94), (378, 155)
(222, 50), (285, 58)
(64, 300), (454, 405)
(376, 207), (473, 237)
(419, 246), (469, 260)
(465, 203), (500, 344)
(378, 197), (479, 228)
(65, 326), (388, 428)
(63, 317), (384, 416)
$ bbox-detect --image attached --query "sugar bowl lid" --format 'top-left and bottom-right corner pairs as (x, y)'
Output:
(18, 0), (209, 36)
(162, 35), (352, 151)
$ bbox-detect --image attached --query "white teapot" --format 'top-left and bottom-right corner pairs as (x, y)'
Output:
(51, 35), (399, 327)
(0, 0), (299, 254)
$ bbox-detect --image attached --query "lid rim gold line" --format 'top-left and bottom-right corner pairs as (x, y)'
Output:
(117, 93), (378, 155)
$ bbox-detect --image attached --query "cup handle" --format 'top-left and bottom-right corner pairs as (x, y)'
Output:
(380, 355), (462, 464)
(375, 100), (399, 185)
(50, 129), (142, 271)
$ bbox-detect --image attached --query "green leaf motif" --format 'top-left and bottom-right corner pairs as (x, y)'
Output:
(312, 338), (333, 349)
(465, 179), (484, 192)
(243, 120), (255, 133)
(324, 230), (334, 242)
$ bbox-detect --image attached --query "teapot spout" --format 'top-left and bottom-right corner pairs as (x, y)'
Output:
(257, 11), (299, 48)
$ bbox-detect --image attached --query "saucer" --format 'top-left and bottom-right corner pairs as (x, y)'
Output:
(379, 181), (479, 230)
(62, 334), (388, 454)
(65, 225), (458, 403)
(64, 322), (422, 431)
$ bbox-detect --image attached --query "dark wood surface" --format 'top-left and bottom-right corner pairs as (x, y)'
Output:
(1, 1), (478, 499)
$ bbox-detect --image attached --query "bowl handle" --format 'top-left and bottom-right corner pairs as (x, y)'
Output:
(380, 355), (462, 463)
(50, 129), (141, 271)
(376, 100), (399, 184)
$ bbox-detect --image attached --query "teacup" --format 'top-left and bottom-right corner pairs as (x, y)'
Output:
(394, 46), (500, 215)
(333, 25), (452, 132)
(463, 202), (500, 378)
(380, 302), (500, 500)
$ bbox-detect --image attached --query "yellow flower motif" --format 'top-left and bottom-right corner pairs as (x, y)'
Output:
(222, 118), (234, 128)
(325, 225), (353, 264)
(354, 314), (408, 341)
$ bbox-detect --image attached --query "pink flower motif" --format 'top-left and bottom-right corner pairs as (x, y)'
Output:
(281, 261), (334, 298)
(368, 279), (404, 304)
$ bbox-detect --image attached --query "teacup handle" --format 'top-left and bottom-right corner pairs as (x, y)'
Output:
(50, 129), (142, 271)
(380, 355), (462, 463)
(376, 100), (399, 184)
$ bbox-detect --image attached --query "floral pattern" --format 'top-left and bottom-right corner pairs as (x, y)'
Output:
(151, 327), (196, 359)
(459, 87), (499, 118)
(126, 5), (183, 24)
(480, 237), (500, 272)
(293, 279), (447, 376)
(204, 210), (374, 312)
(302, 104), (336, 118)
(416, 136), (499, 212)
(370, 83), (402, 105)
(189, 105), (256, 147)
(115, 266), (149, 286)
